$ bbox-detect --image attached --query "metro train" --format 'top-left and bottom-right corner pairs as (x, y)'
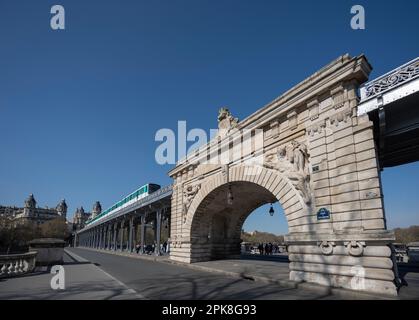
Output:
(86, 183), (161, 226)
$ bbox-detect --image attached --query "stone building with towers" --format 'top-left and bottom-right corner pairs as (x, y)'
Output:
(0, 194), (68, 225)
(72, 201), (102, 231)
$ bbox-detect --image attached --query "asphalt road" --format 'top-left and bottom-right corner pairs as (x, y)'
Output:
(67, 248), (331, 300)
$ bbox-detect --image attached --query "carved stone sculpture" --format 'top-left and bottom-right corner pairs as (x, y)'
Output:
(217, 107), (239, 138)
(182, 184), (201, 222)
(265, 140), (312, 205)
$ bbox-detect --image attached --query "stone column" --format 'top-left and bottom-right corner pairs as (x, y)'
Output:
(102, 226), (105, 249)
(119, 220), (124, 252)
(99, 227), (102, 249)
(101, 226), (105, 249)
(95, 229), (99, 249)
(108, 223), (112, 250)
(109, 224), (112, 250)
(95, 228), (98, 249)
(140, 215), (146, 254)
(155, 209), (162, 256)
(128, 216), (134, 252)
(103, 226), (106, 249)
(288, 80), (398, 296)
(106, 225), (110, 249)
(133, 222), (138, 252)
(113, 222), (117, 251)
(95, 229), (98, 248)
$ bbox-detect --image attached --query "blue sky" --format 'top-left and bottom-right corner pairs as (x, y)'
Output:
(0, 0), (418, 234)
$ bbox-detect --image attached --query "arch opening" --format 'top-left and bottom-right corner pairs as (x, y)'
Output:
(189, 181), (284, 261)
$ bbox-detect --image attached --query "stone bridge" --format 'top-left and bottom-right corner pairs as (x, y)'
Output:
(168, 54), (408, 296)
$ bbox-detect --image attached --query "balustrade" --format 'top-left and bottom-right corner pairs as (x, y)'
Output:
(0, 252), (37, 278)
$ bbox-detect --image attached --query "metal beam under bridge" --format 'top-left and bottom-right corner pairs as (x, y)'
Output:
(358, 57), (419, 168)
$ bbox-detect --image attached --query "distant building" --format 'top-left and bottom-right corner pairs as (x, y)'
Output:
(0, 194), (67, 225)
(72, 201), (101, 231)
(91, 201), (102, 219)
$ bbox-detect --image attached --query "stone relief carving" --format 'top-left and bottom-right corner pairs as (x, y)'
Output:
(318, 241), (335, 255)
(217, 107), (239, 138)
(307, 120), (326, 136)
(182, 183), (201, 223)
(330, 108), (352, 127)
(345, 241), (366, 257)
(265, 140), (312, 205)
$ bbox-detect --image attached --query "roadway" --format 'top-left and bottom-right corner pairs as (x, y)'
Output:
(66, 248), (393, 300)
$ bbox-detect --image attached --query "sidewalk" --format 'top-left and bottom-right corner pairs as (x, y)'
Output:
(0, 249), (144, 300)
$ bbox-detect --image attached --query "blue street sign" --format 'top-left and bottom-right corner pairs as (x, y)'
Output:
(317, 208), (330, 220)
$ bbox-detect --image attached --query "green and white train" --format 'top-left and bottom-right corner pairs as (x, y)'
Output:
(86, 183), (161, 225)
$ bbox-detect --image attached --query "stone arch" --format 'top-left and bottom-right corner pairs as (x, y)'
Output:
(181, 165), (309, 262)
(169, 55), (398, 296)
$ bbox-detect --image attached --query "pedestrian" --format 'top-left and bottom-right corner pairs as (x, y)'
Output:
(258, 243), (263, 255)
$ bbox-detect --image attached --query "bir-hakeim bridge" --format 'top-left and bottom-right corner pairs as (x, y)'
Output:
(76, 185), (172, 255)
(76, 54), (419, 297)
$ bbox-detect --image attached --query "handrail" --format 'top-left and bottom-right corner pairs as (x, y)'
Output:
(360, 57), (419, 102)
(0, 251), (37, 278)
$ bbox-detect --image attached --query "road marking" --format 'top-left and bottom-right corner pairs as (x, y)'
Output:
(97, 267), (148, 300)
(65, 249), (148, 300)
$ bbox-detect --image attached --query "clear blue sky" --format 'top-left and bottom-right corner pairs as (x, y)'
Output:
(0, 0), (418, 235)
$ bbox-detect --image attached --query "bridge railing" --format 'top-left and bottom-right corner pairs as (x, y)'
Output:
(0, 252), (37, 278)
(360, 57), (419, 102)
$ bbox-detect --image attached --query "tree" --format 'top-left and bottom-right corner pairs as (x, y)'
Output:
(394, 226), (419, 244)
(241, 230), (284, 244)
(0, 216), (41, 253)
(39, 217), (70, 239)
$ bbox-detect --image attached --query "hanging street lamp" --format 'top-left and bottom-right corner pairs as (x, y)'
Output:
(227, 184), (234, 205)
(269, 203), (275, 216)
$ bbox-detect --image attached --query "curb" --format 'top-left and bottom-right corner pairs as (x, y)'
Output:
(64, 248), (90, 263)
(73, 247), (169, 262)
